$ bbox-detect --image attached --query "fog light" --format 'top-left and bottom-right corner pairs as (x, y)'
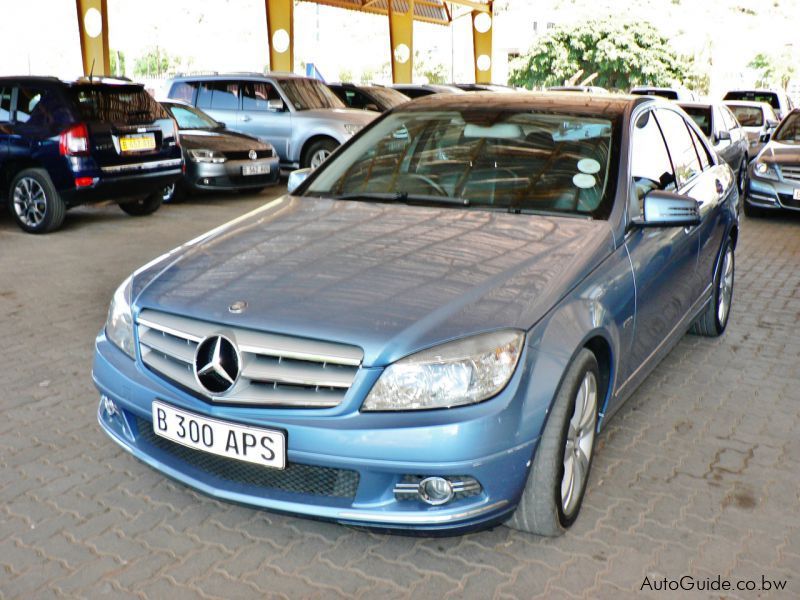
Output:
(102, 394), (118, 417)
(419, 477), (454, 506)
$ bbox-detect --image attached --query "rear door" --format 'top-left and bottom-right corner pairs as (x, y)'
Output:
(195, 80), (241, 131)
(238, 80), (292, 161)
(68, 84), (180, 171)
(0, 86), (12, 168)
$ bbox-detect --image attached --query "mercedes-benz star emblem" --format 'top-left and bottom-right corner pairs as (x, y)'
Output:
(194, 335), (240, 394)
(248, 149), (258, 160)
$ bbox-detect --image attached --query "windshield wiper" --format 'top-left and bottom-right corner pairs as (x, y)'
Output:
(330, 191), (470, 207)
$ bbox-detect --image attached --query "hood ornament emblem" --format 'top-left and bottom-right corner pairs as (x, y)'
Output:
(228, 300), (247, 314)
(248, 149), (258, 160)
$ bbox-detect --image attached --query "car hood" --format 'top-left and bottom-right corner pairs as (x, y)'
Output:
(133, 197), (615, 366)
(292, 108), (377, 126)
(177, 129), (271, 152)
(756, 140), (800, 165)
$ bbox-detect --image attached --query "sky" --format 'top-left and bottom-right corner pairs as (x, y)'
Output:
(1, 0), (798, 97)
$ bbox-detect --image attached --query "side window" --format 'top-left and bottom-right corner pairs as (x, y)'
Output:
(168, 81), (198, 105)
(688, 126), (712, 170)
(196, 83), (213, 109)
(241, 82), (280, 111)
(712, 107), (728, 136)
(15, 86), (45, 124)
(0, 87), (11, 122)
(655, 109), (702, 188)
(721, 107), (738, 131)
(198, 81), (240, 111)
(631, 110), (676, 204)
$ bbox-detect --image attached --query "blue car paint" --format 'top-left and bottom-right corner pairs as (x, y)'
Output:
(93, 95), (739, 532)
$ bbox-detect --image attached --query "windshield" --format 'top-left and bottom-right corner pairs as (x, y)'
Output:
(773, 112), (800, 143)
(305, 109), (616, 219)
(632, 89), (679, 100)
(166, 104), (218, 130)
(365, 86), (408, 109)
(277, 78), (345, 111)
(726, 105), (764, 127)
(724, 91), (780, 111)
(682, 106), (712, 136)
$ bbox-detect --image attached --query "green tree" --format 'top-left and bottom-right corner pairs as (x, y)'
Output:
(414, 50), (447, 84)
(133, 47), (179, 78)
(110, 49), (126, 77)
(509, 19), (699, 92)
(748, 50), (796, 90)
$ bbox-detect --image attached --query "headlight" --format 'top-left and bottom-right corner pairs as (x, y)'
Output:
(105, 276), (135, 359)
(754, 160), (779, 180)
(343, 123), (364, 136)
(187, 149), (226, 163)
(362, 330), (525, 411)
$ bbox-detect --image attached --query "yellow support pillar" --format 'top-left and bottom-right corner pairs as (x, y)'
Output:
(388, 0), (414, 84)
(471, 4), (493, 84)
(75, 0), (110, 76)
(266, 0), (294, 73)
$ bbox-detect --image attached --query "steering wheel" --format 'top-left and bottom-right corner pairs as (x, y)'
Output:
(405, 173), (448, 196)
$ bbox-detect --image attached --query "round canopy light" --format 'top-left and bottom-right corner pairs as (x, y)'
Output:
(473, 12), (492, 34)
(394, 44), (411, 65)
(84, 7), (103, 39)
(272, 29), (290, 54)
(476, 54), (492, 72)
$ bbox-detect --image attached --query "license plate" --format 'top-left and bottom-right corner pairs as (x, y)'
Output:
(152, 401), (286, 469)
(793, 189), (800, 201)
(242, 163), (270, 176)
(120, 134), (156, 152)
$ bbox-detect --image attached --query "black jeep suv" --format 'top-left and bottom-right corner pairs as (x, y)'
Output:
(0, 76), (182, 233)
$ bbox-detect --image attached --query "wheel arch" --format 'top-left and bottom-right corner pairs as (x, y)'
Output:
(1, 159), (45, 200)
(299, 135), (340, 167)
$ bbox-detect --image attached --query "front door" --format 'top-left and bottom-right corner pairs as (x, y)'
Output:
(239, 80), (292, 163)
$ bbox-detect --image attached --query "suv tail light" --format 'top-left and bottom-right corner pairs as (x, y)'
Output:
(59, 123), (90, 156)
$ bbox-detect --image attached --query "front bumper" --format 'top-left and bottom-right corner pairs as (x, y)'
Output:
(92, 334), (537, 532)
(746, 166), (800, 211)
(185, 157), (281, 191)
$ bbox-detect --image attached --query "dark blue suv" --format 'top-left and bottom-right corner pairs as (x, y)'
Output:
(0, 76), (182, 233)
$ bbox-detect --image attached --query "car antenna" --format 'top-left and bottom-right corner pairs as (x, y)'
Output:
(89, 59), (95, 83)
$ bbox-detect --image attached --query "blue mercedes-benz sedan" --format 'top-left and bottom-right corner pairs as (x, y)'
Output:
(93, 93), (738, 536)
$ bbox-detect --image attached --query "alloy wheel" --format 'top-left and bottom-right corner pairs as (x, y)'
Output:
(717, 246), (734, 326)
(310, 149), (331, 169)
(12, 177), (47, 228)
(561, 371), (597, 516)
(162, 183), (176, 202)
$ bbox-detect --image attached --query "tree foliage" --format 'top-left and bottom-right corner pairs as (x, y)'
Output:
(133, 47), (180, 78)
(508, 19), (702, 92)
(748, 51), (796, 90)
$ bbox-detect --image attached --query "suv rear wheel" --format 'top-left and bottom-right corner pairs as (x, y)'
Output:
(118, 195), (163, 216)
(9, 168), (66, 234)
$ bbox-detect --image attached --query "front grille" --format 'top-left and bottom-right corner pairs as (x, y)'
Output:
(781, 165), (800, 183)
(778, 193), (800, 209)
(225, 149), (273, 160)
(136, 417), (359, 498)
(137, 309), (362, 407)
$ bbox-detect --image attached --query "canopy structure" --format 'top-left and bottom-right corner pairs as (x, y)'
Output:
(74, 0), (495, 84)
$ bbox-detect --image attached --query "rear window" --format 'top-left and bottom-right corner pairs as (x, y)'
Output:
(632, 89), (679, 100)
(69, 85), (168, 123)
(681, 106), (712, 136)
(727, 105), (764, 127)
(723, 91), (780, 111)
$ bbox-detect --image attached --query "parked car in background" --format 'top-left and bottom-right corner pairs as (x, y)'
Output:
(722, 89), (794, 120)
(389, 83), (466, 98)
(454, 83), (516, 92)
(746, 108), (800, 217)
(678, 101), (749, 198)
(0, 76), (181, 233)
(158, 101), (279, 202)
(166, 73), (376, 169)
(547, 85), (609, 94)
(94, 93), (738, 537)
(630, 86), (697, 101)
(724, 100), (780, 157)
(327, 83), (409, 112)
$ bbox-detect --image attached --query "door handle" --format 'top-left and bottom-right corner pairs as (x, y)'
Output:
(242, 115), (252, 122)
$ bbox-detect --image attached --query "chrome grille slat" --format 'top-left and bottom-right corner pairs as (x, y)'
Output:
(136, 309), (363, 408)
(781, 166), (800, 182)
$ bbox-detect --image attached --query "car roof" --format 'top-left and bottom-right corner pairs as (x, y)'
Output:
(398, 91), (651, 118)
(170, 72), (311, 82)
(0, 75), (139, 88)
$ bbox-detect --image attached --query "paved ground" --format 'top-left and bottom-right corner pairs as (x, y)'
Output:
(1, 188), (798, 599)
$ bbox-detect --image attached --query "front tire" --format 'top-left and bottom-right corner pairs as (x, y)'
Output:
(506, 349), (600, 536)
(8, 168), (66, 233)
(690, 237), (734, 337)
(118, 195), (162, 216)
(302, 138), (338, 169)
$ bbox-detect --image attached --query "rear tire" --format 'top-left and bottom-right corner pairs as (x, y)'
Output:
(506, 349), (600, 536)
(119, 195), (162, 216)
(158, 181), (185, 204)
(8, 168), (66, 233)
(690, 237), (734, 337)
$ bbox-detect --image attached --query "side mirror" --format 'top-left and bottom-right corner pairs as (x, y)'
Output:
(364, 103), (380, 112)
(267, 98), (285, 112)
(766, 119), (779, 129)
(760, 132), (771, 143)
(632, 190), (701, 228)
(216, 122), (226, 129)
(287, 168), (311, 194)
(716, 129), (731, 142)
